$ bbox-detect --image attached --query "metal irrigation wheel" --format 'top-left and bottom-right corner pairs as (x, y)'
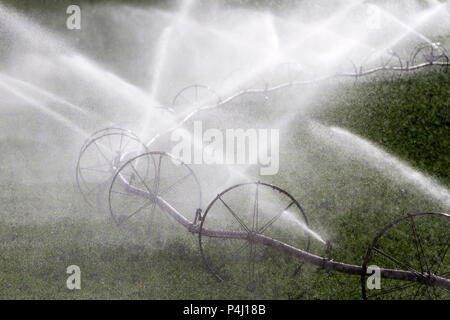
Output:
(108, 151), (202, 239)
(361, 212), (449, 300)
(172, 84), (221, 112)
(76, 127), (147, 210)
(199, 182), (311, 292)
(410, 43), (449, 72)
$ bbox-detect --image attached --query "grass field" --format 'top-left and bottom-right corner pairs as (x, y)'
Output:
(0, 68), (448, 299)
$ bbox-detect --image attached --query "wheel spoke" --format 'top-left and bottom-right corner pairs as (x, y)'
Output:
(372, 247), (423, 278)
(118, 133), (124, 152)
(367, 281), (419, 299)
(409, 216), (426, 274)
(293, 262), (304, 276)
(121, 136), (138, 154)
(432, 236), (449, 274)
(84, 184), (100, 197)
(118, 199), (154, 223)
(431, 285), (439, 300)
(153, 154), (163, 194)
(93, 141), (113, 167)
(218, 196), (250, 233)
(424, 285), (433, 300)
(159, 172), (192, 196)
(259, 200), (295, 234)
(252, 183), (259, 232)
(215, 240), (250, 272)
(146, 155), (163, 225)
(130, 163), (155, 197)
(413, 285), (424, 299)
(409, 215), (430, 274)
(248, 241), (256, 287)
(111, 190), (135, 196)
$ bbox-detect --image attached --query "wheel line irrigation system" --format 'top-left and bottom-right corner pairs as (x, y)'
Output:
(76, 42), (450, 300)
